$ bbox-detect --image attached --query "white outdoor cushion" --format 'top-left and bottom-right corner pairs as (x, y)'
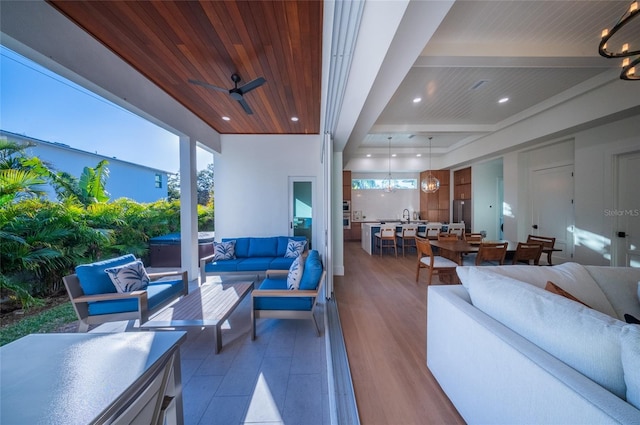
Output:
(284, 239), (307, 258)
(287, 255), (304, 290)
(621, 324), (640, 410)
(584, 266), (640, 320)
(457, 263), (618, 318)
(420, 256), (458, 268)
(466, 267), (627, 399)
(104, 260), (150, 293)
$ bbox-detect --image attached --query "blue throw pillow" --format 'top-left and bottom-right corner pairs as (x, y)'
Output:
(105, 260), (150, 293)
(76, 254), (136, 295)
(287, 255), (304, 290)
(285, 239), (307, 258)
(299, 250), (323, 290)
(213, 240), (236, 261)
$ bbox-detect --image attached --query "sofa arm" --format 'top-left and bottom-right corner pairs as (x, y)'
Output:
(265, 269), (288, 278)
(72, 290), (147, 303)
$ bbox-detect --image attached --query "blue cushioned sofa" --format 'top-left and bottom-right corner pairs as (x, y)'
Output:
(199, 236), (307, 282)
(63, 254), (188, 332)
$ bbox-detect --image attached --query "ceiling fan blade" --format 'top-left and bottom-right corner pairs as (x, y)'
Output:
(238, 77), (266, 94)
(188, 79), (228, 93)
(237, 97), (254, 115)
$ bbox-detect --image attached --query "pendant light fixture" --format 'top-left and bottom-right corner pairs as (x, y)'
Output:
(421, 136), (440, 193)
(599, 1), (639, 80)
(383, 136), (396, 193)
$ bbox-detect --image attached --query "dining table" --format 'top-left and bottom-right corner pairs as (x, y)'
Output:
(428, 239), (560, 266)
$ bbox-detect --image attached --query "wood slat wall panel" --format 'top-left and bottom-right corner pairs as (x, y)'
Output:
(48, 0), (322, 135)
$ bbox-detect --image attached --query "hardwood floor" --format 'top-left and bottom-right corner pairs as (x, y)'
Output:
(335, 241), (465, 425)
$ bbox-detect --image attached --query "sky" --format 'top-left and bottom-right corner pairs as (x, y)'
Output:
(0, 46), (212, 173)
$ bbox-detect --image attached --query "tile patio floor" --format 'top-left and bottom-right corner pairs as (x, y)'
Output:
(93, 277), (331, 425)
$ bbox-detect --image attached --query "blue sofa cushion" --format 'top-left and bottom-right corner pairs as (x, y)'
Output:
(87, 279), (184, 315)
(299, 250), (323, 290)
(248, 237), (278, 257)
(276, 236), (307, 256)
(224, 237), (249, 258)
(269, 257), (296, 270)
(76, 254), (136, 295)
(254, 277), (313, 311)
(205, 258), (243, 273)
(237, 257), (273, 271)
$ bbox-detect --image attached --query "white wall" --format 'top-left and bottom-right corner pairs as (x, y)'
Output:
(214, 134), (326, 255)
(350, 172), (420, 221)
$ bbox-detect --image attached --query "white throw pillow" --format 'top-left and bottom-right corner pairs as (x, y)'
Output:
(213, 240), (235, 261)
(287, 255), (304, 290)
(284, 239), (307, 258)
(466, 267), (627, 399)
(104, 260), (150, 293)
(621, 324), (640, 410)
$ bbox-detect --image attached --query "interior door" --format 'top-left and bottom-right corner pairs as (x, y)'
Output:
(614, 151), (640, 267)
(531, 165), (574, 263)
(289, 178), (314, 249)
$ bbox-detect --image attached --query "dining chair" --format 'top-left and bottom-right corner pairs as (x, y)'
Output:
(464, 233), (483, 244)
(425, 223), (443, 239)
(396, 225), (418, 257)
(438, 232), (459, 241)
(512, 242), (544, 265)
(527, 235), (557, 265)
(475, 242), (508, 265)
(375, 226), (397, 257)
(448, 223), (465, 239)
(415, 237), (458, 285)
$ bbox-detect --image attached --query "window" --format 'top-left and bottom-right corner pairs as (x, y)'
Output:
(155, 173), (162, 188)
(352, 178), (417, 190)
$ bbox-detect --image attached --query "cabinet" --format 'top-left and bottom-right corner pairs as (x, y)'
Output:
(454, 167), (471, 200)
(343, 171), (353, 240)
(419, 170), (450, 223)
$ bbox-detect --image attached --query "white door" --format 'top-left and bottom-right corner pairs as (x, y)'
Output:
(531, 165), (574, 264)
(614, 151), (640, 267)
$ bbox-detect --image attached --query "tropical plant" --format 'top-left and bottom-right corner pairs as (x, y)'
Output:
(78, 159), (110, 205)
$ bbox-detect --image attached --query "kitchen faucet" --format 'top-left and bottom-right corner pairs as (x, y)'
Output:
(402, 208), (410, 223)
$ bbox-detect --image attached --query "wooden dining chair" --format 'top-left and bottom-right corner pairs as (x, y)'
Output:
(396, 225), (418, 257)
(512, 242), (543, 265)
(464, 233), (483, 244)
(438, 232), (459, 241)
(375, 226), (397, 257)
(425, 223), (442, 239)
(475, 242), (508, 265)
(415, 237), (458, 285)
(527, 235), (556, 265)
(448, 223), (465, 239)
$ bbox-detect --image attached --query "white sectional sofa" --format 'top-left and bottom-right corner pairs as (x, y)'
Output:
(427, 263), (640, 424)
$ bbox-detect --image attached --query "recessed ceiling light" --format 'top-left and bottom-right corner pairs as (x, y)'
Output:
(392, 153), (397, 157)
(413, 97), (422, 103)
(366, 154), (371, 157)
(291, 116), (299, 122)
(222, 116), (230, 121)
(498, 97), (509, 104)
(416, 153), (422, 157)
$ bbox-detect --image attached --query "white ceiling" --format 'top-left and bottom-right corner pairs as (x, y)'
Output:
(342, 0), (640, 167)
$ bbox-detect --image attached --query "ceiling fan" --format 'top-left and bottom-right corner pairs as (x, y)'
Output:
(188, 73), (266, 115)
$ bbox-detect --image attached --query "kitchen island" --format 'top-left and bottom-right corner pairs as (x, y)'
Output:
(361, 222), (430, 255)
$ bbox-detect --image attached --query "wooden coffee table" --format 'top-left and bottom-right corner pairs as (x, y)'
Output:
(142, 281), (254, 354)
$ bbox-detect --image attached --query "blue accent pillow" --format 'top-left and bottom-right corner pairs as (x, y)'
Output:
(299, 250), (323, 290)
(287, 255), (304, 290)
(76, 254), (136, 295)
(285, 239), (307, 258)
(104, 260), (150, 293)
(213, 240), (236, 261)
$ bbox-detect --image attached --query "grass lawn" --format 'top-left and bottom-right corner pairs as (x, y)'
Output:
(0, 302), (77, 346)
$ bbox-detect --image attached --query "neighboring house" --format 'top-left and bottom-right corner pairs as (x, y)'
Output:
(1, 130), (170, 203)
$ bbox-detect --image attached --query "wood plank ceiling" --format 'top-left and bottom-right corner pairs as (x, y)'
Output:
(47, 1), (322, 135)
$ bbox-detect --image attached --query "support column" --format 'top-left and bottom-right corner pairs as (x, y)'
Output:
(179, 136), (199, 284)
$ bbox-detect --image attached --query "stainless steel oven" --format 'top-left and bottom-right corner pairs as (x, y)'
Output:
(343, 212), (351, 229)
(343, 200), (351, 212)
